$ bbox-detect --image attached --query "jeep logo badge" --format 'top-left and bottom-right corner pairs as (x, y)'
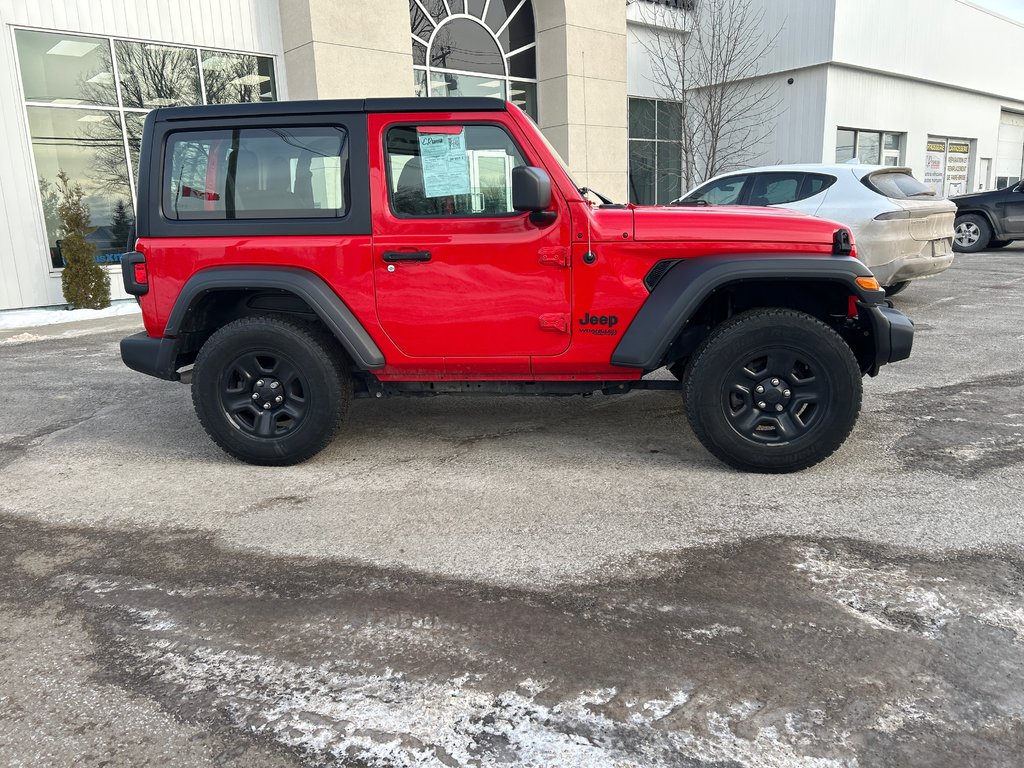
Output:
(578, 312), (620, 336)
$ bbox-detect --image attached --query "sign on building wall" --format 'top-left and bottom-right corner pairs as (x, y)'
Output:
(945, 141), (971, 197)
(923, 137), (974, 197)
(923, 140), (947, 195)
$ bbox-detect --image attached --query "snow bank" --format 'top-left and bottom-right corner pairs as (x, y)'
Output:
(0, 301), (140, 331)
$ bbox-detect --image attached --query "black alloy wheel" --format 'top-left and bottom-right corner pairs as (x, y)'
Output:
(683, 309), (862, 473)
(191, 316), (351, 465)
(219, 350), (309, 439)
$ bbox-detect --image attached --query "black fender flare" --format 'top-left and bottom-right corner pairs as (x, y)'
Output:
(611, 255), (882, 370)
(165, 266), (385, 369)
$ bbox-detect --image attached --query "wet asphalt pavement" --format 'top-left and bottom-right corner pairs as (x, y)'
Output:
(2, 248), (1024, 766)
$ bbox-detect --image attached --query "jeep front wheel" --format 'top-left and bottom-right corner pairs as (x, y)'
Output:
(191, 316), (351, 465)
(683, 309), (862, 473)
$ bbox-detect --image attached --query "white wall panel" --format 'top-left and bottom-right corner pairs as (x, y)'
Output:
(0, 1), (285, 309)
(833, 0), (1024, 102)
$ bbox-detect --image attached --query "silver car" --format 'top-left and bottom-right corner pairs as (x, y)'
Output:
(673, 164), (956, 296)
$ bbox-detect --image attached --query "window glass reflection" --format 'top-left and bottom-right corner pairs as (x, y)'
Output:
(430, 72), (506, 100)
(125, 112), (147, 186)
(430, 19), (504, 75)
(115, 40), (200, 108)
(201, 51), (277, 104)
(28, 106), (133, 265)
(629, 141), (656, 206)
(16, 29), (116, 107)
(509, 82), (536, 118)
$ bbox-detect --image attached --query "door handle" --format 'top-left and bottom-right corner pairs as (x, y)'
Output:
(383, 250), (432, 262)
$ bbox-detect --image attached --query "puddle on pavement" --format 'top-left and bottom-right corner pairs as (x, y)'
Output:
(1, 516), (1023, 767)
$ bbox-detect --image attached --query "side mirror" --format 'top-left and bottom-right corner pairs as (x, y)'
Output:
(512, 166), (552, 212)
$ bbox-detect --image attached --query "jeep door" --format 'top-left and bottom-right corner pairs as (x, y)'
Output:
(369, 115), (572, 369)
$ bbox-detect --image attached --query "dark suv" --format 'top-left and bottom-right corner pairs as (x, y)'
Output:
(951, 183), (1024, 252)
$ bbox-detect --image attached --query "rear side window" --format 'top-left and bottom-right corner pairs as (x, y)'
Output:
(164, 126), (349, 220)
(864, 171), (935, 200)
(747, 172), (836, 206)
(385, 124), (527, 218)
(800, 173), (836, 199)
(685, 175), (748, 205)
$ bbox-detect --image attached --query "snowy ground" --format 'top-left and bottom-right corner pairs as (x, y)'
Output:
(0, 301), (140, 331)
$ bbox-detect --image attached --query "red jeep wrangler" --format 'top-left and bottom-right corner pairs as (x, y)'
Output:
(120, 97), (913, 473)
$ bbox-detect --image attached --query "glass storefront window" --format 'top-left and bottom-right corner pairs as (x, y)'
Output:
(628, 141), (656, 205)
(509, 82), (537, 120)
(116, 41), (201, 108)
(629, 97), (684, 204)
(629, 98), (657, 140)
(201, 51), (277, 104)
(28, 106), (134, 267)
(430, 72), (506, 100)
(15, 29), (116, 107)
(124, 112), (147, 185)
(15, 28), (279, 272)
(414, 70), (429, 98)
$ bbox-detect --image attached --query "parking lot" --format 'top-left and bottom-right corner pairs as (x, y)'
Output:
(2, 247), (1023, 767)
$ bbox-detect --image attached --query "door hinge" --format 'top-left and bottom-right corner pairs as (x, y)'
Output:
(539, 313), (570, 333)
(538, 246), (570, 268)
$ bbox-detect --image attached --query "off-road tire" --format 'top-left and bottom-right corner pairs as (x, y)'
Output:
(953, 214), (993, 253)
(683, 309), (862, 473)
(883, 281), (910, 297)
(191, 316), (352, 465)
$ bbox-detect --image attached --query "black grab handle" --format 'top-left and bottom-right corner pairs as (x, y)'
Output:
(383, 250), (432, 262)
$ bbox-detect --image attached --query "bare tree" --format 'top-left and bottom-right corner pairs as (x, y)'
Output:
(631, 0), (783, 190)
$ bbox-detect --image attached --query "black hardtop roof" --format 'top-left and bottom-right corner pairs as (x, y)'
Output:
(153, 97), (508, 122)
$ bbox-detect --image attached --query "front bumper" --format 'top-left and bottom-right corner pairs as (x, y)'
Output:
(861, 304), (914, 375)
(120, 332), (181, 381)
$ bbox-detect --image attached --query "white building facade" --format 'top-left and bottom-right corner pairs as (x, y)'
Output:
(627, 0), (1024, 203)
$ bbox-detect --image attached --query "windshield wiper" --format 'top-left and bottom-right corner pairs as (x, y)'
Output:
(579, 187), (614, 205)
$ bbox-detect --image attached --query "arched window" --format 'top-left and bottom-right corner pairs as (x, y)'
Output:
(409, 1), (537, 119)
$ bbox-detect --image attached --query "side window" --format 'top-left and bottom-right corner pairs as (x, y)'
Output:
(800, 173), (836, 200)
(386, 124), (527, 218)
(747, 172), (805, 206)
(686, 175), (748, 205)
(164, 126), (348, 220)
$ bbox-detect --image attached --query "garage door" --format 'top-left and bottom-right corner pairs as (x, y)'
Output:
(996, 111), (1024, 189)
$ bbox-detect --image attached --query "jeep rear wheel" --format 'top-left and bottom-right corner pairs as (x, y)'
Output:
(683, 309), (862, 473)
(191, 316), (351, 465)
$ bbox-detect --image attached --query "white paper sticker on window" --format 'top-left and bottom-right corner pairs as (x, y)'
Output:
(418, 129), (471, 198)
